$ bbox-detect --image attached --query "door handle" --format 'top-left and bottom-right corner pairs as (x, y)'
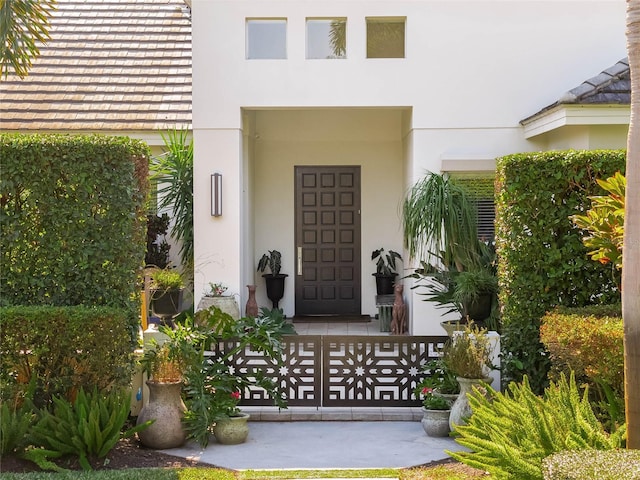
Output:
(297, 247), (302, 275)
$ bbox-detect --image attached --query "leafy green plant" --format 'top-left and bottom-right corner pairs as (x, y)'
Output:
(180, 307), (291, 448)
(257, 250), (283, 276)
(570, 171), (625, 288)
(371, 248), (402, 275)
(443, 323), (493, 379)
(448, 373), (626, 480)
(151, 129), (194, 271)
(419, 391), (451, 410)
(29, 388), (152, 471)
(415, 358), (460, 396)
(402, 171), (479, 270)
(150, 268), (185, 290)
(0, 377), (36, 456)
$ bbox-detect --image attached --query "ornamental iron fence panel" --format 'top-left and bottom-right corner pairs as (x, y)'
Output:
(213, 335), (448, 408)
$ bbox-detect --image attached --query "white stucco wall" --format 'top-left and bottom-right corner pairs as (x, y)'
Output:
(191, 0), (627, 333)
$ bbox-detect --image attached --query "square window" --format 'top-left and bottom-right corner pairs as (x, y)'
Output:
(366, 17), (405, 58)
(306, 18), (346, 59)
(246, 19), (287, 59)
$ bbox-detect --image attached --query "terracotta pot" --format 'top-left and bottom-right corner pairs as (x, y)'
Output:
(421, 407), (451, 437)
(449, 376), (493, 431)
(213, 412), (250, 445)
(137, 381), (186, 449)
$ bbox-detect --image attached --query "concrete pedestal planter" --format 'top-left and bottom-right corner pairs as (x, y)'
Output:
(421, 408), (451, 437)
(449, 376), (493, 431)
(197, 296), (240, 319)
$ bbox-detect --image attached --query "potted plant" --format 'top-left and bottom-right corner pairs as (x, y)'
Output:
(402, 172), (500, 333)
(442, 322), (494, 429)
(371, 248), (403, 295)
(182, 306), (291, 447)
(196, 281), (240, 319)
(417, 388), (453, 437)
(257, 250), (288, 309)
(136, 322), (199, 449)
(148, 267), (185, 325)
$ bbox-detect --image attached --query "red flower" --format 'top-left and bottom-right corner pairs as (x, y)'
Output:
(421, 387), (433, 395)
(230, 390), (241, 400)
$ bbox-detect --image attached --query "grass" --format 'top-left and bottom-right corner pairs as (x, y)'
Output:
(0, 465), (487, 480)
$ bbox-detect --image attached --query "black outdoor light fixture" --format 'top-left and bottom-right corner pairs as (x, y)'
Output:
(211, 173), (222, 216)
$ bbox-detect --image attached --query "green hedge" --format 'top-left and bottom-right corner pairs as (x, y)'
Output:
(0, 306), (134, 408)
(0, 134), (149, 341)
(495, 150), (625, 393)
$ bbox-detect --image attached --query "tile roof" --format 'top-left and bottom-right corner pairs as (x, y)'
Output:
(521, 58), (630, 124)
(0, 0), (192, 131)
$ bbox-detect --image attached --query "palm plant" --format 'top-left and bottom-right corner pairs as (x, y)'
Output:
(402, 171), (479, 270)
(151, 129), (193, 272)
(0, 0), (55, 78)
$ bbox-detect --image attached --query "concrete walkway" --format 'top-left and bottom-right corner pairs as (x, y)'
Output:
(161, 408), (464, 471)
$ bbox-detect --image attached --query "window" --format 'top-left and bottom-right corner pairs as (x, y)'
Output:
(366, 17), (405, 58)
(306, 18), (346, 59)
(246, 19), (287, 59)
(451, 175), (496, 241)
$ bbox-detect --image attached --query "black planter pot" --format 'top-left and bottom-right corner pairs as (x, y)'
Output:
(263, 274), (287, 309)
(463, 293), (493, 322)
(373, 273), (396, 295)
(150, 288), (184, 324)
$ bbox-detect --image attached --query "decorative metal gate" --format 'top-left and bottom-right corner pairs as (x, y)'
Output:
(223, 335), (448, 408)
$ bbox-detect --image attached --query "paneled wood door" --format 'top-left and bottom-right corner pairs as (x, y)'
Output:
(294, 166), (361, 315)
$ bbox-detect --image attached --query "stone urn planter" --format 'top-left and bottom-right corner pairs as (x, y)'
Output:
(449, 376), (493, 431)
(136, 381), (187, 449)
(212, 412), (250, 445)
(197, 295), (240, 319)
(421, 407), (451, 437)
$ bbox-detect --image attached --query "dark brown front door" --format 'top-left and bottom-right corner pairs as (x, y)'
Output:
(295, 166), (361, 316)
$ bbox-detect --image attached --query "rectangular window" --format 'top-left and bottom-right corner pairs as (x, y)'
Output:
(451, 175), (496, 241)
(306, 18), (346, 59)
(366, 17), (405, 58)
(246, 19), (287, 59)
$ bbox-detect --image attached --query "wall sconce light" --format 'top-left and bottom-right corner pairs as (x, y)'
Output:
(211, 173), (222, 216)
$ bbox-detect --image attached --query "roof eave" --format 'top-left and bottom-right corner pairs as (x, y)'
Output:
(521, 104), (630, 139)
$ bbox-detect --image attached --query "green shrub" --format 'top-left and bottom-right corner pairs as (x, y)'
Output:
(29, 387), (151, 471)
(0, 133), (150, 343)
(0, 306), (134, 408)
(495, 150), (625, 393)
(543, 450), (640, 480)
(540, 304), (624, 430)
(448, 373), (625, 480)
(0, 379), (36, 456)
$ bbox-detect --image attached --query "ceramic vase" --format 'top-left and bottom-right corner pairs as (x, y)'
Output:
(449, 376), (493, 431)
(212, 412), (250, 444)
(245, 285), (259, 317)
(421, 408), (451, 437)
(137, 381), (186, 449)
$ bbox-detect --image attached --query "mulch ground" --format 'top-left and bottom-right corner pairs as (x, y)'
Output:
(0, 437), (217, 473)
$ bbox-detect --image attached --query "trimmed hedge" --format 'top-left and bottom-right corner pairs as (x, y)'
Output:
(495, 150), (624, 393)
(0, 134), (149, 341)
(0, 306), (134, 408)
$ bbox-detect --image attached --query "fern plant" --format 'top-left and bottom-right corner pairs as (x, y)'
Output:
(0, 395), (35, 456)
(447, 373), (626, 480)
(29, 387), (152, 471)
